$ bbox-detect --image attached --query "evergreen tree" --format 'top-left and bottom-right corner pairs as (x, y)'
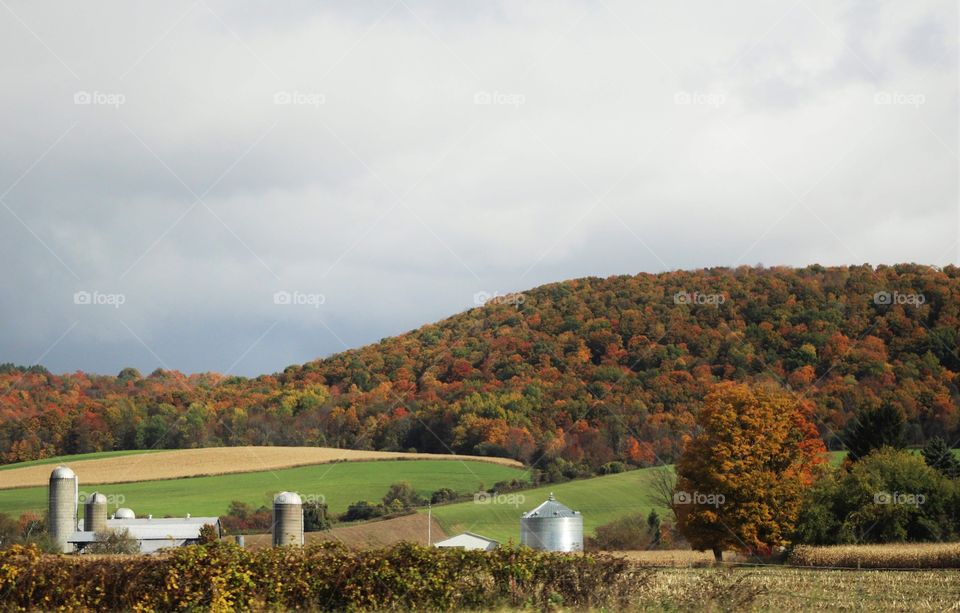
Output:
(844, 403), (905, 461)
(646, 509), (661, 548)
(921, 436), (960, 479)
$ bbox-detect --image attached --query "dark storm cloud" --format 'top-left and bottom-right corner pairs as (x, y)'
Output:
(0, 0), (956, 375)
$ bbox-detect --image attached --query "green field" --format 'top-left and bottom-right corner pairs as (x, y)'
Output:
(0, 460), (527, 519)
(427, 451), (856, 544)
(426, 466), (673, 544)
(0, 449), (161, 471)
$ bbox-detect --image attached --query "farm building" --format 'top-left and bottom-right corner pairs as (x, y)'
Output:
(47, 465), (221, 554)
(434, 532), (499, 551)
(69, 515), (222, 554)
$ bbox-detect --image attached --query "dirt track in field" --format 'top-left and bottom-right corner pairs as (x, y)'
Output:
(240, 512), (448, 550)
(0, 447), (523, 489)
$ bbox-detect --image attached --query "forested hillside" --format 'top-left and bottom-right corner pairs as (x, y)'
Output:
(2, 264), (958, 474)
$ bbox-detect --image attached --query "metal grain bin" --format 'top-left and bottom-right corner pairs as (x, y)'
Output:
(520, 493), (583, 552)
(48, 466), (78, 553)
(84, 492), (108, 533)
(272, 491), (304, 546)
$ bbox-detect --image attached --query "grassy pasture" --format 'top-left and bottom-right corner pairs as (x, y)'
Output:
(0, 459), (528, 518)
(0, 446), (522, 488)
(426, 466), (673, 544)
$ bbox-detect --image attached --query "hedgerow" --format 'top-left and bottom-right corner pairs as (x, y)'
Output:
(0, 541), (649, 611)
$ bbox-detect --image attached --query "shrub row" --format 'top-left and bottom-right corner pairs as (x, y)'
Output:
(0, 542), (648, 611)
(788, 543), (960, 569)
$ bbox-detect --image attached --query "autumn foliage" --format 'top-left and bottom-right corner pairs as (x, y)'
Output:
(675, 382), (826, 558)
(0, 264), (957, 470)
(0, 542), (646, 611)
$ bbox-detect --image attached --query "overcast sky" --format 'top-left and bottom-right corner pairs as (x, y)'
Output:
(0, 0), (956, 376)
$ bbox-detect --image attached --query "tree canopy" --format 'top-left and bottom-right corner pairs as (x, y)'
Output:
(675, 382), (826, 559)
(0, 264), (958, 471)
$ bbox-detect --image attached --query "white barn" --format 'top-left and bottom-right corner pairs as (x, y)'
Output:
(70, 515), (222, 554)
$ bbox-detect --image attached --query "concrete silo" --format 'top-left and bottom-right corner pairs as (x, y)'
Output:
(48, 466), (78, 553)
(520, 493), (583, 552)
(84, 492), (108, 533)
(272, 491), (304, 546)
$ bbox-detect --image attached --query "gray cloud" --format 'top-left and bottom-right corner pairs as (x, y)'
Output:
(0, 0), (956, 375)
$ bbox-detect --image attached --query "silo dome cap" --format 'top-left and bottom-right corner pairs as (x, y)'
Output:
(85, 492), (108, 504)
(522, 494), (579, 518)
(114, 508), (136, 519)
(274, 491), (302, 505)
(50, 466), (76, 479)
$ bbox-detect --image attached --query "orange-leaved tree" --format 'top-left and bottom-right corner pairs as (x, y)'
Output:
(674, 381), (825, 561)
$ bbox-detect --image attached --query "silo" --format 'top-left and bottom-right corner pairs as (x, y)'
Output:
(520, 493), (583, 552)
(84, 492), (108, 533)
(113, 508), (136, 519)
(48, 466), (78, 553)
(272, 491), (303, 546)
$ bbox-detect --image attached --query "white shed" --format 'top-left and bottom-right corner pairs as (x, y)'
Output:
(434, 532), (499, 551)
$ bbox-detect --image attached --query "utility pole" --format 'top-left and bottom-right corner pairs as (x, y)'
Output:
(427, 503), (432, 545)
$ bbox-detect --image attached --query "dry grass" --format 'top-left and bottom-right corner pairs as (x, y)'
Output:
(639, 567), (960, 611)
(0, 446), (522, 489)
(788, 542), (960, 569)
(613, 547), (960, 609)
(610, 549), (720, 567)
(240, 513), (448, 550)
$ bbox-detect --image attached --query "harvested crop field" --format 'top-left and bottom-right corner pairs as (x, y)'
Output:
(610, 549), (720, 566)
(788, 542), (960, 569)
(638, 566), (960, 611)
(0, 446), (522, 489)
(240, 513), (447, 550)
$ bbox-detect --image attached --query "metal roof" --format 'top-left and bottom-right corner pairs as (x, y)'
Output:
(434, 532), (499, 551)
(521, 493), (580, 518)
(107, 517), (220, 537)
(70, 517), (221, 543)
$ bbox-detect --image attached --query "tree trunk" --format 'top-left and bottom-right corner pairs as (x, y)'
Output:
(712, 546), (723, 562)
